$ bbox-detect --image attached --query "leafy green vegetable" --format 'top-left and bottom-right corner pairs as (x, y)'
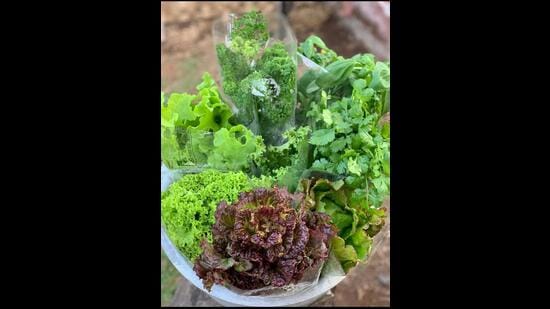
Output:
(298, 35), (342, 68)
(316, 59), (356, 88)
(300, 177), (385, 272)
(208, 125), (260, 171)
(216, 11), (297, 146)
(369, 62), (390, 90)
(309, 128), (335, 146)
(161, 72), (264, 172)
(296, 35), (389, 272)
(330, 236), (359, 273)
(254, 126), (311, 192)
(347, 157), (361, 176)
(216, 44), (251, 105)
(161, 24), (390, 279)
(161, 170), (274, 260)
(257, 43), (297, 128)
(299, 35), (390, 210)
(230, 11), (269, 50)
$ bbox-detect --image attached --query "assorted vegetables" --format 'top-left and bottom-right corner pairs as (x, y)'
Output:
(161, 10), (390, 292)
(161, 170), (274, 260)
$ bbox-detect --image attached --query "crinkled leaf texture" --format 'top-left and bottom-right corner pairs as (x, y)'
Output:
(254, 126), (312, 193)
(193, 187), (337, 292)
(300, 177), (386, 273)
(161, 72), (264, 172)
(208, 125), (259, 171)
(216, 10), (297, 147)
(161, 170), (273, 261)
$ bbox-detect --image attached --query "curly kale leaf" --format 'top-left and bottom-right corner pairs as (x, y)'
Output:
(230, 11), (269, 45)
(216, 44), (252, 99)
(216, 11), (297, 146)
(226, 11), (268, 63)
(231, 70), (264, 127)
(256, 42), (297, 128)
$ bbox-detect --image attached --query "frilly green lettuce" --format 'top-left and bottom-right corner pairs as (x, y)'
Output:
(161, 72), (264, 172)
(161, 170), (274, 260)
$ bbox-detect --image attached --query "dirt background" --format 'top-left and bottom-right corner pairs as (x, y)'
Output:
(161, 1), (390, 307)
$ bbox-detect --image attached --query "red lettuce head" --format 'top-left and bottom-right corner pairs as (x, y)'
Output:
(193, 187), (336, 291)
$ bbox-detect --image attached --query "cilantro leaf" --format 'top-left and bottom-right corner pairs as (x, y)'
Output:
(309, 128), (335, 145)
(347, 157), (362, 176)
(322, 109), (333, 125)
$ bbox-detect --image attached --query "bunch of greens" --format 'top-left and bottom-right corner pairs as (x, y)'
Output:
(161, 169), (273, 260)
(161, 72), (264, 172)
(297, 35), (390, 210)
(216, 11), (297, 146)
(301, 176), (386, 273)
(193, 187), (336, 291)
(253, 126), (311, 193)
(295, 35), (390, 271)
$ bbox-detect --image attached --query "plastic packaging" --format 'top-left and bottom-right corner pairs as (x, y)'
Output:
(222, 260), (325, 297)
(212, 11), (297, 146)
(160, 128), (214, 173)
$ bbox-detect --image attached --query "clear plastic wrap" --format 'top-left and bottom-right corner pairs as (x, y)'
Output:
(161, 128), (222, 174)
(212, 11), (297, 146)
(222, 260), (325, 297)
(160, 128), (214, 173)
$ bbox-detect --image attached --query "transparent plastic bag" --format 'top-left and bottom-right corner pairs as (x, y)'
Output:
(161, 129), (214, 173)
(223, 260), (325, 297)
(212, 11), (298, 146)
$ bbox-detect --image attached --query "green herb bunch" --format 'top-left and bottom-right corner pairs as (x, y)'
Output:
(296, 35), (390, 271)
(216, 11), (297, 146)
